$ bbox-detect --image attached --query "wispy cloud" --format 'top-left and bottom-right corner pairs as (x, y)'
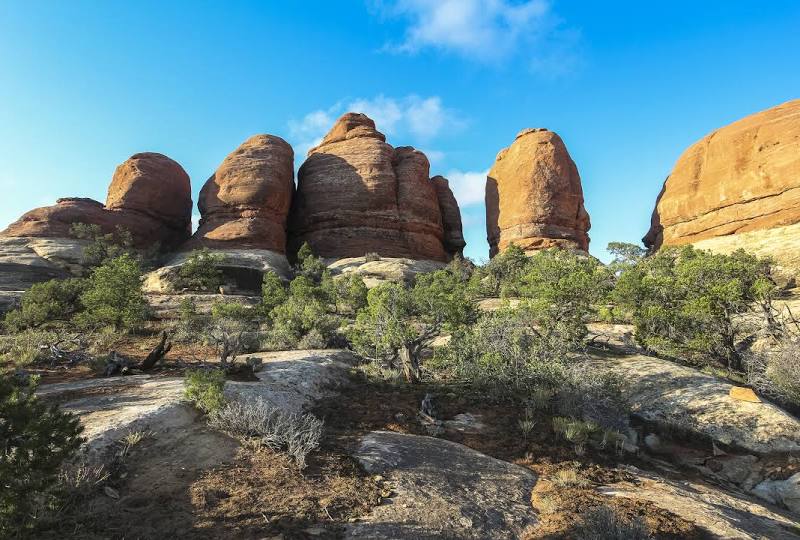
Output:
(288, 94), (462, 158)
(445, 168), (489, 208)
(370, 0), (579, 74)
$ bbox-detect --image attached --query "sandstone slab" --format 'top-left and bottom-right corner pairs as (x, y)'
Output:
(38, 350), (356, 458)
(588, 354), (800, 455)
(326, 256), (446, 288)
(346, 431), (537, 539)
(600, 466), (800, 539)
(143, 248), (291, 294)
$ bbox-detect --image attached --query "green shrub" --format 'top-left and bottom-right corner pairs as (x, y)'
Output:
(323, 273), (368, 314)
(350, 268), (476, 383)
(76, 254), (149, 330)
(176, 249), (225, 291)
(3, 278), (87, 331)
(70, 223), (153, 270)
(184, 368), (226, 413)
(473, 243), (530, 297)
(613, 245), (775, 372)
(261, 272), (289, 315)
(207, 301), (260, 365)
(294, 242), (327, 283)
(266, 281), (340, 350)
(433, 306), (572, 396)
(0, 374), (84, 533)
(434, 249), (610, 397)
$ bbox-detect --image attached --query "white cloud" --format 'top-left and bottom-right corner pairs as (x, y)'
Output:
(191, 213), (201, 233)
(287, 94), (462, 159)
(445, 169), (488, 207)
(372, 0), (578, 73)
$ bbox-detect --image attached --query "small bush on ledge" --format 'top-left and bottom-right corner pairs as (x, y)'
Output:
(176, 249), (226, 292)
(184, 368), (226, 414)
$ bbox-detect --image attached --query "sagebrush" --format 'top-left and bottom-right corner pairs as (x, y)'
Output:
(210, 396), (323, 469)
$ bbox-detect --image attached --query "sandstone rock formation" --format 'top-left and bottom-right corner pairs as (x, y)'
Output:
(188, 135), (294, 251)
(643, 100), (800, 280)
(432, 176), (466, 257)
(288, 113), (460, 262)
(1, 153), (192, 251)
(486, 128), (590, 257)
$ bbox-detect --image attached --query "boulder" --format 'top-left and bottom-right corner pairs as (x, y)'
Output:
(289, 113), (458, 262)
(432, 176), (466, 258)
(345, 431), (537, 539)
(644, 100), (800, 283)
(326, 256), (446, 288)
(0, 236), (89, 313)
(1, 153), (192, 252)
(486, 128), (590, 257)
(753, 472), (800, 515)
(188, 135), (294, 252)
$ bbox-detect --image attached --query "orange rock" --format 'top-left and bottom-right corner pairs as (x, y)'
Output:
(289, 113), (460, 261)
(486, 128), (590, 257)
(1, 153), (192, 251)
(729, 386), (761, 403)
(188, 135), (294, 252)
(644, 100), (800, 254)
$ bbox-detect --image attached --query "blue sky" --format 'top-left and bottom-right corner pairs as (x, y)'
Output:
(1, 1), (798, 263)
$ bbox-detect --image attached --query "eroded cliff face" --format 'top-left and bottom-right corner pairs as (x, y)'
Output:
(431, 176), (466, 258)
(643, 100), (800, 281)
(486, 128), (590, 257)
(1, 152), (192, 251)
(288, 113), (461, 262)
(188, 134), (294, 252)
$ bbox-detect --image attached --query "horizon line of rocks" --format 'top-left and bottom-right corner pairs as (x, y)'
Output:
(2, 98), (798, 270)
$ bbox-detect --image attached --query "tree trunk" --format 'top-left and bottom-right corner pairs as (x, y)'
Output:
(399, 344), (420, 384)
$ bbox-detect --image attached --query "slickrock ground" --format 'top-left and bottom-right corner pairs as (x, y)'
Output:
(600, 466), (800, 539)
(644, 99), (800, 281)
(346, 431), (538, 539)
(30, 348), (800, 538)
(589, 353), (800, 456)
(486, 128), (591, 257)
(289, 113), (457, 261)
(189, 135), (294, 252)
(1, 152), (192, 251)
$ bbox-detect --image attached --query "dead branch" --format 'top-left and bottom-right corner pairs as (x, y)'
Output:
(140, 331), (172, 371)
